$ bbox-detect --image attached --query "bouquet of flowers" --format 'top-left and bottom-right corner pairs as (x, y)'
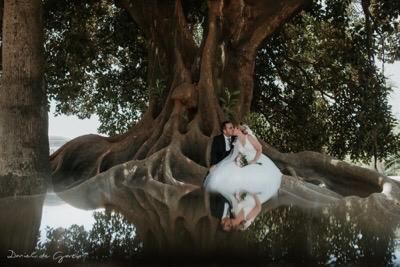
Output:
(235, 152), (262, 167)
(235, 152), (248, 167)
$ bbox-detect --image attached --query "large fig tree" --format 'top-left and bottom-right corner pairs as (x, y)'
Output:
(48, 0), (400, 257)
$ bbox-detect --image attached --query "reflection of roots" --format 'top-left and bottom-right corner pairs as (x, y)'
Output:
(54, 162), (400, 256)
(54, 158), (245, 254)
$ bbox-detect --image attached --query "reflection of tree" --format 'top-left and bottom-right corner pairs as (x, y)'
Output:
(88, 210), (142, 260)
(246, 202), (398, 266)
(34, 198), (399, 265)
(36, 209), (142, 262)
(38, 225), (89, 257)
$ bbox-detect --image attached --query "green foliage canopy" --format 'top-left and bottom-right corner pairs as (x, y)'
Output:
(251, 0), (400, 163)
(44, 0), (148, 135)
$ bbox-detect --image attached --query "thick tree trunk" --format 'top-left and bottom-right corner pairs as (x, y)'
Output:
(0, 0), (47, 255)
(0, 0), (49, 196)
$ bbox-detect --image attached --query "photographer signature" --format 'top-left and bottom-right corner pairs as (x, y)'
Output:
(7, 249), (88, 263)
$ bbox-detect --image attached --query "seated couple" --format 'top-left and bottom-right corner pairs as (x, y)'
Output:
(203, 121), (282, 231)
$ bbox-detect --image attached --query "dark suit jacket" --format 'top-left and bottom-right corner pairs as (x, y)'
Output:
(210, 134), (233, 166)
(209, 193), (230, 219)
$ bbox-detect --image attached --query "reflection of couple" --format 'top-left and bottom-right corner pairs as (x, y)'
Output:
(203, 121), (282, 231)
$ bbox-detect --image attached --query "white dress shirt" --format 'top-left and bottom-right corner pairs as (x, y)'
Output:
(221, 202), (230, 219)
(224, 135), (231, 151)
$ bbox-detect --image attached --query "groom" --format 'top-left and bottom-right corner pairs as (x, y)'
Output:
(206, 121), (235, 220)
(210, 120), (235, 168)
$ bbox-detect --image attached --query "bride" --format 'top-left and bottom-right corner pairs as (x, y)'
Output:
(203, 124), (282, 231)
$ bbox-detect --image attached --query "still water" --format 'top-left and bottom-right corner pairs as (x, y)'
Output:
(36, 192), (400, 265)
(1, 189), (399, 266)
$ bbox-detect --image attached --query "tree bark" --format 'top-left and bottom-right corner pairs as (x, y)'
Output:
(0, 0), (49, 197)
(0, 0), (48, 255)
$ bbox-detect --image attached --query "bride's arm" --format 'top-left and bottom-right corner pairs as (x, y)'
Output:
(247, 135), (262, 164)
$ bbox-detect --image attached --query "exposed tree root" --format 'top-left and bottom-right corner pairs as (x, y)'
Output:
(50, 114), (400, 200)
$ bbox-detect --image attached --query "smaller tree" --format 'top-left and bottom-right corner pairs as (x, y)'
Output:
(0, 0), (49, 196)
(0, 0), (49, 256)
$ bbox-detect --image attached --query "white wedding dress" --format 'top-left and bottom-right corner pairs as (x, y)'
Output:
(204, 134), (282, 221)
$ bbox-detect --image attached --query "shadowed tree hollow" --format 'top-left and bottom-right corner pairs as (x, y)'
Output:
(49, 0), (400, 256)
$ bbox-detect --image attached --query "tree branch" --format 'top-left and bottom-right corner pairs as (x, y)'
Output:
(220, 0), (310, 119)
(198, 0), (223, 89)
(247, 0), (308, 53)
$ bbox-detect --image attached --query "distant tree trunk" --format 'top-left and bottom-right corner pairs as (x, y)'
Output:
(0, 0), (49, 197)
(0, 0), (47, 256)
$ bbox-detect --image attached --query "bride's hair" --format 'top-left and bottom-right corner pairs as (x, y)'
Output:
(239, 123), (248, 134)
(231, 122), (247, 134)
(238, 123), (256, 138)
